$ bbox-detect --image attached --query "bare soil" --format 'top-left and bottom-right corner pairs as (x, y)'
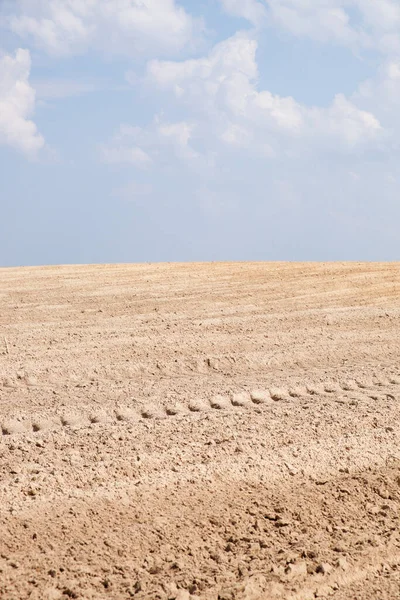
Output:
(0, 262), (400, 600)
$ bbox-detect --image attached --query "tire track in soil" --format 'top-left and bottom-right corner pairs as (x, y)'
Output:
(1, 374), (398, 438)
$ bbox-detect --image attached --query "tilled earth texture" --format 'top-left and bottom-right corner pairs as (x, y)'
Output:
(1, 262), (400, 600)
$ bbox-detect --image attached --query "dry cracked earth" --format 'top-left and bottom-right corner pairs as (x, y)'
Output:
(0, 262), (400, 600)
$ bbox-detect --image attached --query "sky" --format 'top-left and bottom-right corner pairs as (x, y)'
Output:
(1, 0), (400, 267)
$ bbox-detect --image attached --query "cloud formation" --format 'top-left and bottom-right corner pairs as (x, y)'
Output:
(0, 48), (44, 156)
(145, 33), (381, 164)
(1, 0), (399, 264)
(220, 0), (267, 25)
(4, 0), (202, 58)
(220, 0), (400, 54)
(100, 119), (199, 170)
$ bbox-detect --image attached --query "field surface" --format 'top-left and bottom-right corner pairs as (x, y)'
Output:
(1, 262), (400, 600)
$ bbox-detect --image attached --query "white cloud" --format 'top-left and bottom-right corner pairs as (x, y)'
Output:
(353, 0), (400, 31)
(100, 119), (199, 168)
(157, 121), (199, 160)
(220, 0), (267, 25)
(306, 94), (381, 148)
(4, 0), (202, 58)
(219, 0), (400, 54)
(147, 33), (259, 120)
(352, 59), (400, 152)
(148, 34), (258, 89)
(356, 59), (400, 110)
(265, 0), (362, 47)
(0, 48), (44, 156)
(220, 123), (253, 147)
(147, 33), (381, 157)
(100, 30), (382, 222)
(100, 144), (152, 169)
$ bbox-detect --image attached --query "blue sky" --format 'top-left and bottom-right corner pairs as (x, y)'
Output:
(1, 0), (400, 266)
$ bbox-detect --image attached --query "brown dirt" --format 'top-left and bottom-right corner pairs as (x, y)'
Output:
(0, 262), (400, 600)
